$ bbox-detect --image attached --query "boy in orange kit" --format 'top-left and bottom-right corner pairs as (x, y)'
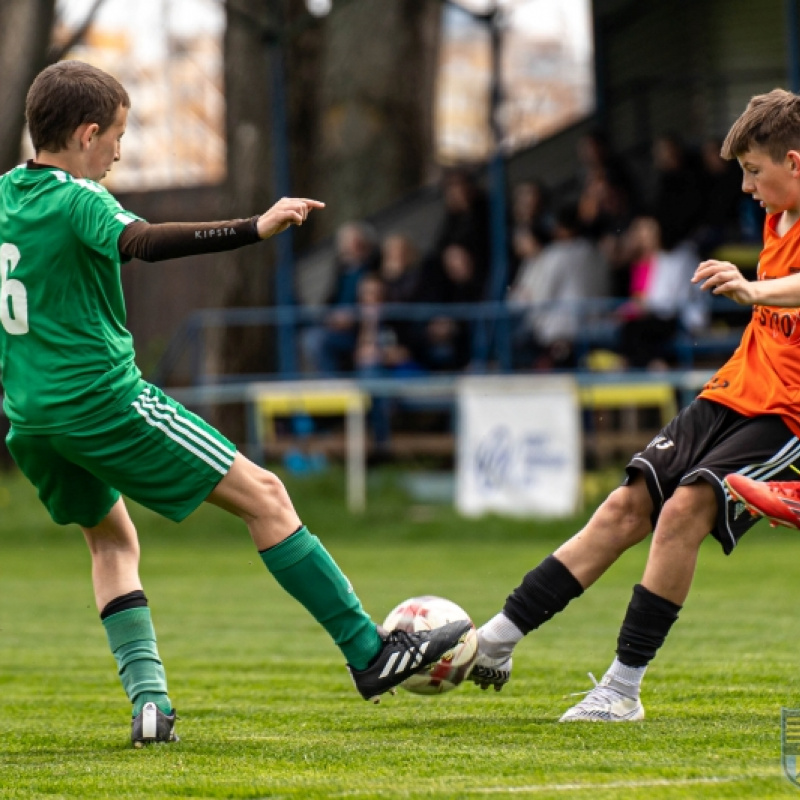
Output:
(699, 89), (800, 529)
(469, 88), (800, 720)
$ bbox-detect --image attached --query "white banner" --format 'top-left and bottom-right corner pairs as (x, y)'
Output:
(455, 376), (581, 517)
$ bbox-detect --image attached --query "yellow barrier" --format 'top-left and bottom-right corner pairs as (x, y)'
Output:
(257, 392), (370, 442)
(251, 382), (369, 512)
(578, 383), (677, 425)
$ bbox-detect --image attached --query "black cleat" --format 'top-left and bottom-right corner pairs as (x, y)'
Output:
(348, 620), (473, 703)
(131, 702), (179, 748)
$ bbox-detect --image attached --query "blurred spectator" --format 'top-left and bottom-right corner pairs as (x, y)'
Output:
(377, 233), (423, 360)
(353, 272), (424, 455)
(510, 225), (541, 289)
(440, 242), (484, 303)
(508, 202), (609, 370)
(616, 216), (710, 369)
(578, 169), (637, 297)
(648, 132), (703, 251)
(578, 166), (634, 239)
(508, 179), (553, 285)
(577, 128), (640, 209)
(626, 217), (662, 303)
(407, 243), (482, 372)
(695, 136), (749, 257)
(301, 220), (380, 374)
(354, 274), (415, 372)
(603, 134), (711, 370)
(576, 129), (640, 297)
(379, 234), (421, 304)
(418, 168), (490, 301)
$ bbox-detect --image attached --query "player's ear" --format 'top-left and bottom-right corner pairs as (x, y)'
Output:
(76, 122), (101, 150)
(787, 149), (800, 176)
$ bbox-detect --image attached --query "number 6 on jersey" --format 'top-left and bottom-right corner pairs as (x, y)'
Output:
(0, 242), (29, 335)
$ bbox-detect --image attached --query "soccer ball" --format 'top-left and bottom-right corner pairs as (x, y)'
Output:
(382, 595), (478, 695)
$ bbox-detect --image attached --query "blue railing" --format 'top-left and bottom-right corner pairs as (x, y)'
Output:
(151, 295), (746, 388)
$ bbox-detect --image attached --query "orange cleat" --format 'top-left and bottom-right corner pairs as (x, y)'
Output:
(724, 473), (800, 530)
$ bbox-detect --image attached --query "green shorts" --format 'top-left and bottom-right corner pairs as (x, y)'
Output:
(6, 383), (237, 527)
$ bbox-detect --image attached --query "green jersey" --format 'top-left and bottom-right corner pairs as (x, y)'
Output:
(0, 164), (144, 432)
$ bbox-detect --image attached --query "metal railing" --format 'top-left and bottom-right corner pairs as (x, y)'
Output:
(151, 295), (746, 388)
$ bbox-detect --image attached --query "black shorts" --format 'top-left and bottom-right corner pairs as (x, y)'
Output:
(623, 398), (800, 554)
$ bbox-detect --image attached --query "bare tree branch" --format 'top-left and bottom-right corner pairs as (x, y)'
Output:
(48, 0), (109, 63)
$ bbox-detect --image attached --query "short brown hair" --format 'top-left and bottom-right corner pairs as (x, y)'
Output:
(26, 60), (130, 153)
(721, 88), (800, 162)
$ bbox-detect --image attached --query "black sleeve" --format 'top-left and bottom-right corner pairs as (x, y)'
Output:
(118, 216), (261, 262)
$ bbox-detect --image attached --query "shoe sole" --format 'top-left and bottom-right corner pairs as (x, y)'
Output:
(133, 732), (179, 748)
(559, 706), (645, 723)
(468, 661), (511, 691)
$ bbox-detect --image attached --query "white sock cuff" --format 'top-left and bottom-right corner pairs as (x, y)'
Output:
(604, 657), (647, 697)
(482, 612), (524, 642)
(477, 612), (525, 660)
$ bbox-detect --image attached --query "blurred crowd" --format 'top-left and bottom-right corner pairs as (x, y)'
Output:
(300, 129), (761, 381)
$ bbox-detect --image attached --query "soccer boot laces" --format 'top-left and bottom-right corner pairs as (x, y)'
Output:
(559, 672), (644, 722)
(725, 473), (800, 530)
(468, 652), (512, 691)
(348, 620), (472, 703)
(131, 702), (179, 748)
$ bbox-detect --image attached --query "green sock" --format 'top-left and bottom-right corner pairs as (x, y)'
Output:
(260, 526), (382, 669)
(102, 607), (172, 717)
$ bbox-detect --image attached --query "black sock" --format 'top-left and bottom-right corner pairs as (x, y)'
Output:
(502, 555), (584, 635)
(616, 584), (681, 667)
(100, 589), (148, 620)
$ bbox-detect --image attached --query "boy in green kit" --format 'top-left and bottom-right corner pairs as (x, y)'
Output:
(0, 60), (469, 746)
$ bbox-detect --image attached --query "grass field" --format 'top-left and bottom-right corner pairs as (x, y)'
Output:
(2, 465), (800, 799)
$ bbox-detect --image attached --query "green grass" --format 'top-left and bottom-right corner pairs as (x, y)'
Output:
(1, 466), (800, 798)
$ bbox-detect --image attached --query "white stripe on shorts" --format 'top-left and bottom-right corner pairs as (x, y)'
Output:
(132, 390), (234, 475)
(137, 389), (235, 467)
(735, 435), (800, 482)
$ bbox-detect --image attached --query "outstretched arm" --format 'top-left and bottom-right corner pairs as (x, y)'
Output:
(118, 197), (325, 262)
(692, 259), (800, 307)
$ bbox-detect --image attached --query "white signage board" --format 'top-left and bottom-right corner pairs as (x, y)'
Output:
(456, 375), (581, 517)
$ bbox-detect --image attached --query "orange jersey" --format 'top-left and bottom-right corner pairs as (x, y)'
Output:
(699, 212), (800, 436)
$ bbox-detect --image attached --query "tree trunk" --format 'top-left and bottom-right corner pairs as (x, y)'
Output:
(0, 0), (57, 172)
(219, 0), (279, 340)
(298, 0), (441, 233)
(209, 0), (280, 439)
(213, 0), (443, 427)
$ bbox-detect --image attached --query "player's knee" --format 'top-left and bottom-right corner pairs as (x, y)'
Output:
(250, 468), (294, 517)
(598, 484), (652, 546)
(653, 485), (716, 548)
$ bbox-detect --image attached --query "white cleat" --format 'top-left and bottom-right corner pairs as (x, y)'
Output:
(559, 673), (644, 722)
